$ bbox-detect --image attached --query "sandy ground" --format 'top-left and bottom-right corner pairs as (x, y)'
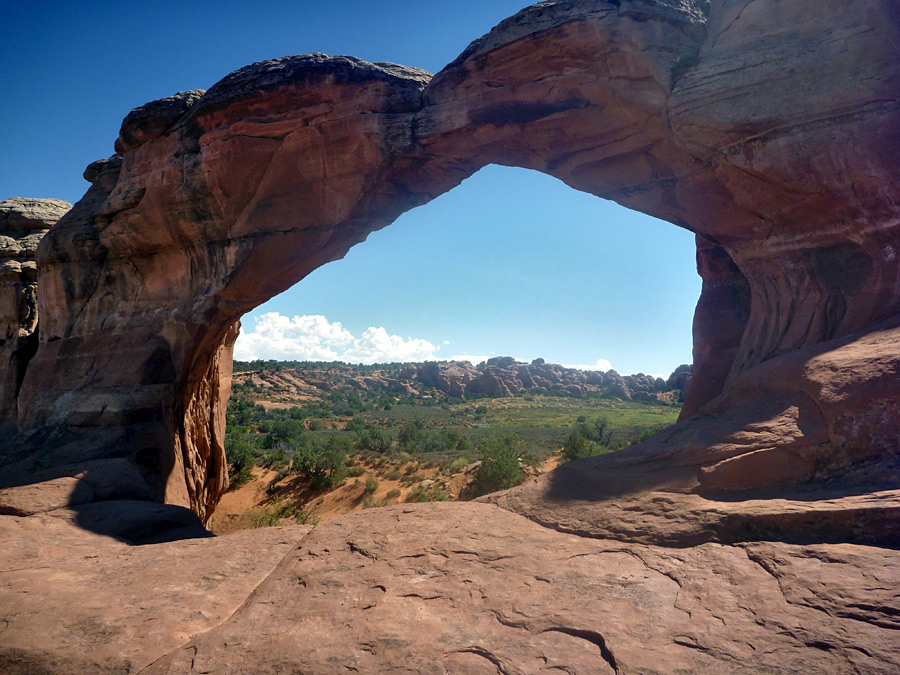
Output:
(208, 455), (561, 535)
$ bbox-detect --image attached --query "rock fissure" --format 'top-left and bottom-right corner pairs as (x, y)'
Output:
(541, 627), (619, 674)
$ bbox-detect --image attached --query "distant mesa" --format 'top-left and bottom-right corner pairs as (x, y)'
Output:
(236, 357), (690, 403)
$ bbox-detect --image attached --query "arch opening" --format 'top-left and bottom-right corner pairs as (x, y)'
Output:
(234, 164), (701, 377)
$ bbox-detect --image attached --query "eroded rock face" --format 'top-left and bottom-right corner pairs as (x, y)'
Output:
(2, 0), (899, 528)
(2, 1), (900, 671)
(3, 503), (898, 673)
(0, 198), (70, 429)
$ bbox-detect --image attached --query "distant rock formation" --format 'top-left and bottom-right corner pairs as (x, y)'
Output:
(405, 358), (681, 401)
(0, 198), (70, 429)
(236, 358), (688, 403)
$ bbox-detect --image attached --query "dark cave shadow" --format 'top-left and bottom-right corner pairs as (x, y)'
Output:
(0, 431), (213, 545)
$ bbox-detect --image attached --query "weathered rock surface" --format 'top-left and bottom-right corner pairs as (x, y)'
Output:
(0, 198), (70, 429)
(1, 2), (899, 671)
(3, 503), (898, 674)
(0, 506), (308, 672)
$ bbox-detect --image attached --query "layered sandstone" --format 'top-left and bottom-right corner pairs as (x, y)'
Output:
(0, 198), (70, 430)
(247, 358), (681, 401)
(3, 0), (896, 522)
(1, 0), (900, 671)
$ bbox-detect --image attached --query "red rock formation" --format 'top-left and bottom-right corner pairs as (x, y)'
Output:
(0, 198), (70, 430)
(2, 2), (900, 672)
(2, 0), (899, 529)
(2, 502), (898, 673)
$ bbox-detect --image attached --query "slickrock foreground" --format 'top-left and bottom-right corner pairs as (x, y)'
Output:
(2, 503), (897, 673)
(1, 0), (898, 672)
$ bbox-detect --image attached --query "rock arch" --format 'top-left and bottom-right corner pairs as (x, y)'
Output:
(3, 0), (899, 524)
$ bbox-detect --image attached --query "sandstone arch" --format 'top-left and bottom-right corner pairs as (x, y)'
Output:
(3, 0), (899, 530)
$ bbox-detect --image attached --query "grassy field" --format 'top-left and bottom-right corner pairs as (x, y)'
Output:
(227, 367), (680, 473)
(360, 396), (678, 458)
(216, 363), (683, 528)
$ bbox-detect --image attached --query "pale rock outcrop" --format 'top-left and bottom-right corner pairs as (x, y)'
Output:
(0, 198), (70, 429)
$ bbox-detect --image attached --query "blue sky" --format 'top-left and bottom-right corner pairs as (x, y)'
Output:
(1, 0), (700, 376)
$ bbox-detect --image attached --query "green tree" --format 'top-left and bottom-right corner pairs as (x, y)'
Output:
(345, 415), (366, 433)
(262, 419), (305, 449)
(357, 428), (393, 454)
(424, 428), (461, 453)
(291, 435), (349, 490)
(468, 433), (524, 498)
(562, 416), (615, 461)
(398, 420), (425, 452)
(224, 430), (256, 488)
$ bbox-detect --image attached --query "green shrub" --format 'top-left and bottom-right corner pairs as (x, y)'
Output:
(403, 484), (449, 503)
(385, 489), (401, 500)
(384, 470), (402, 481)
(224, 431), (256, 489)
(422, 428), (461, 453)
(404, 486), (429, 503)
(403, 463), (417, 475)
(345, 416), (366, 432)
(250, 496), (318, 527)
(364, 477), (379, 495)
(356, 428), (392, 454)
(262, 419), (305, 449)
(562, 416), (615, 461)
(291, 435), (349, 490)
(346, 465), (366, 477)
(468, 433), (524, 498)
(455, 438), (473, 454)
(448, 457), (469, 474)
(398, 419), (425, 452)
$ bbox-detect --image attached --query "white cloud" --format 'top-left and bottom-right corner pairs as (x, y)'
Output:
(234, 312), (439, 364)
(342, 326), (438, 363)
(563, 358), (613, 372)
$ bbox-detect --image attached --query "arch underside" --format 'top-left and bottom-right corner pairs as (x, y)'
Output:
(3, 0), (899, 533)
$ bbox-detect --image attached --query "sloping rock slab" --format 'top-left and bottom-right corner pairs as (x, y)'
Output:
(0, 512), (310, 673)
(135, 502), (899, 674)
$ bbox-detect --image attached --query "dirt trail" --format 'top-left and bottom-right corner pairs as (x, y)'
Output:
(208, 455), (562, 535)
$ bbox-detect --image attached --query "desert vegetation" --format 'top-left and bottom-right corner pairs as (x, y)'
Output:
(213, 359), (681, 531)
